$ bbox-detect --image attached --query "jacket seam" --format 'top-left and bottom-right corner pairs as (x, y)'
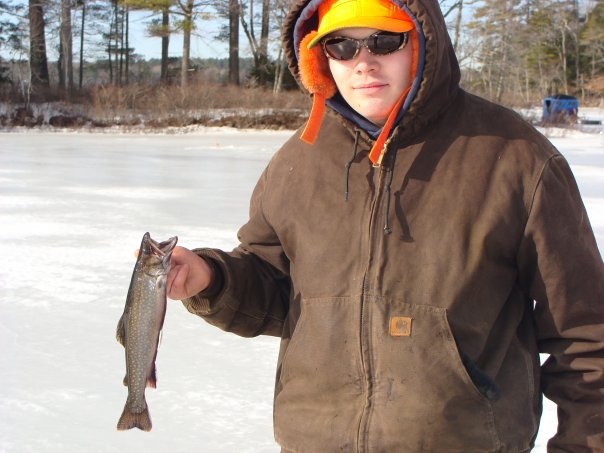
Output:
(523, 154), (557, 232)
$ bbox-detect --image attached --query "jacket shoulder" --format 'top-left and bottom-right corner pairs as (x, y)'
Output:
(452, 91), (560, 161)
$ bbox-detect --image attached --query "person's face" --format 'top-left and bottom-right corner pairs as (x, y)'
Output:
(326, 27), (412, 126)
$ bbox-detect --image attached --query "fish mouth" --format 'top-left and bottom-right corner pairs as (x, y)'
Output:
(140, 232), (178, 269)
(149, 236), (178, 256)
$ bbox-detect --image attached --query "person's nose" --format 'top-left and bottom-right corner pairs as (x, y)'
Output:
(354, 46), (378, 73)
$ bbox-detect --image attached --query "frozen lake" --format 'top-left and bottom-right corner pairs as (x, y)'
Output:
(1, 127), (602, 452)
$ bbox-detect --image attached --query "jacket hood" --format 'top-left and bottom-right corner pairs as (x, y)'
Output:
(283, 0), (461, 143)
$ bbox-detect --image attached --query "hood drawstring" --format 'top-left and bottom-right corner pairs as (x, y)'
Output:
(343, 128), (397, 235)
(344, 129), (361, 201)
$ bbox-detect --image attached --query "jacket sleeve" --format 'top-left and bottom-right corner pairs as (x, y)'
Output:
(518, 154), (604, 451)
(181, 165), (290, 338)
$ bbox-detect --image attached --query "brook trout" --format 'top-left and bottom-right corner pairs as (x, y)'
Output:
(116, 232), (177, 431)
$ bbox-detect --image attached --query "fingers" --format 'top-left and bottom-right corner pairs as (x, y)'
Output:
(167, 262), (190, 300)
(166, 246), (214, 300)
(131, 241), (209, 299)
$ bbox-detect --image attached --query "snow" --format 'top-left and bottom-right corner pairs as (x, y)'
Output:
(1, 123), (602, 453)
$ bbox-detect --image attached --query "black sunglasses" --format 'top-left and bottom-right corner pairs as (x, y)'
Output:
(322, 31), (409, 61)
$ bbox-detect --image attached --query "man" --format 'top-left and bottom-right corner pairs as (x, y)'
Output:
(166, 0), (604, 450)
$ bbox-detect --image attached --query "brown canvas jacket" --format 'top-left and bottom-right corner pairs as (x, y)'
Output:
(183, 0), (604, 451)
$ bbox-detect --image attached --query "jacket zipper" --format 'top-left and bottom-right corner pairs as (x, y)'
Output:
(357, 156), (391, 452)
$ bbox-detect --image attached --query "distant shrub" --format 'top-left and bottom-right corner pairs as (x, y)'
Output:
(83, 81), (311, 129)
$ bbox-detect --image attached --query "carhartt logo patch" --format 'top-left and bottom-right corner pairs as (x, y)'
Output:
(390, 316), (413, 337)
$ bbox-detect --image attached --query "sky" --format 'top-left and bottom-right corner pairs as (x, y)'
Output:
(0, 5), (255, 61)
(3, 0), (600, 63)
(126, 11), (232, 60)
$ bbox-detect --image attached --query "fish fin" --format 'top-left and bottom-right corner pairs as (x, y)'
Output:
(146, 366), (157, 389)
(116, 314), (126, 347)
(117, 406), (152, 431)
(122, 374), (128, 386)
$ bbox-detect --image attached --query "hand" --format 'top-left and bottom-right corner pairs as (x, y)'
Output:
(166, 246), (214, 300)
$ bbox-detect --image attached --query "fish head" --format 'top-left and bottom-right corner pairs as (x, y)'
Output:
(137, 232), (178, 276)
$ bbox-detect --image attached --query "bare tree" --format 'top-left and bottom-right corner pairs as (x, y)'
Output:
(124, 4), (130, 84)
(59, 0), (74, 93)
(28, 0), (49, 89)
(213, 0), (240, 84)
(0, 0), (23, 85)
(180, 0), (193, 87)
(580, 0), (604, 83)
(126, 0), (174, 83)
(259, 0), (268, 58)
(170, 0), (213, 87)
(228, 0), (239, 84)
(160, 6), (170, 81)
(77, 0), (85, 88)
(239, 0), (272, 85)
(439, 0), (464, 52)
(467, 0), (525, 102)
(270, 0), (289, 92)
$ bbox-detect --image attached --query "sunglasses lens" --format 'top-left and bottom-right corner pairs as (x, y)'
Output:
(323, 38), (359, 60)
(322, 32), (408, 61)
(368, 33), (406, 55)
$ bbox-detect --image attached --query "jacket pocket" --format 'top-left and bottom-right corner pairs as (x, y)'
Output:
(274, 296), (364, 452)
(368, 300), (502, 452)
(459, 349), (501, 401)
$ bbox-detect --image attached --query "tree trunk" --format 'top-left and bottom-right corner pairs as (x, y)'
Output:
(79, 0), (86, 89)
(107, 7), (114, 84)
(560, 24), (568, 93)
(58, 36), (64, 88)
(181, 0), (193, 88)
(258, 0), (270, 84)
(228, 0), (239, 85)
(118, 5), (123, 85)
(28, 0), (50, 90)
(160, 7), (170, 83)
(260, 0), (269, 58)
(125, 6), (129, 85)
(60, 0), (74, 94)
(114, 0), (120, 84)
(452, 0), (463, 53)
(273, 46), (285, 93)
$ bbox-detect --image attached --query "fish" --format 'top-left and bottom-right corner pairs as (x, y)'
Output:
(116, 232), (177, 431)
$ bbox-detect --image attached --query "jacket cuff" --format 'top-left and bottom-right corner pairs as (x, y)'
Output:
(181, 248), (225, 315)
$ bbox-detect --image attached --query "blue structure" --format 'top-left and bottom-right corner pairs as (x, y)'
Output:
(542, 94), (579, 124)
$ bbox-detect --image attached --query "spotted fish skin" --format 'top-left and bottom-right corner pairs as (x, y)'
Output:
(116, 232), (177, 431)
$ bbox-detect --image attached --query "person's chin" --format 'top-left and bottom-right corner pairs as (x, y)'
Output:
(358, 105), (390, 125)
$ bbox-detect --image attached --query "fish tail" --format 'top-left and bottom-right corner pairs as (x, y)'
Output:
(116, 405), (152, 431)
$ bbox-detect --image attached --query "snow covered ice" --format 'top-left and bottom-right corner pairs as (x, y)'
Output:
(1, 122), (602, 453)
